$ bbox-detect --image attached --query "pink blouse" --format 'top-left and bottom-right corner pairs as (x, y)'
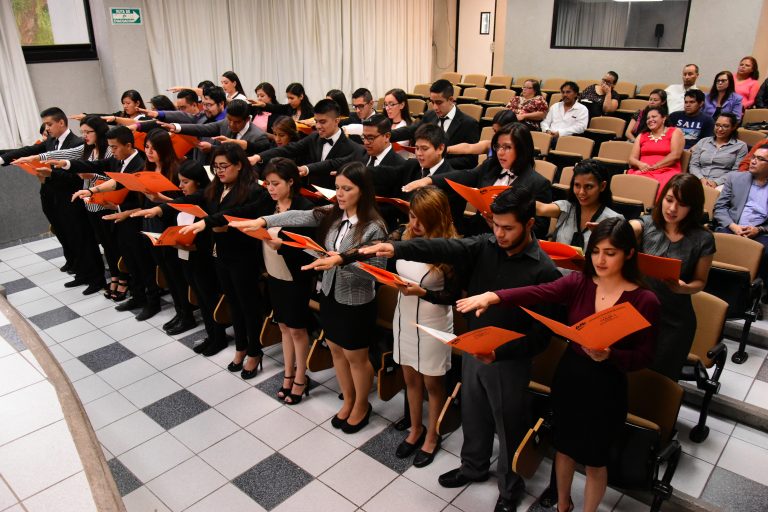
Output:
(735, 78), (759, 109)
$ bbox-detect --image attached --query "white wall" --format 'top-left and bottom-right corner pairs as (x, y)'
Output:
(457, 0), (496, 76)
(432, 0), (458, 80)
(503, 0), (764, 86)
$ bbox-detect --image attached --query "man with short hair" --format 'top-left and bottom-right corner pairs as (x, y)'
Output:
(665, 64), (700, 113)
(348, 88), (377, 124)
(668, 89), (714, 149)
(391, 79), (480, 170)
(541, 81), (589, 139)
(141, 89), (204, 124)
(362, 115), (406, 228)
(360, 187), (560, 512)
(250, 99), (366, 188)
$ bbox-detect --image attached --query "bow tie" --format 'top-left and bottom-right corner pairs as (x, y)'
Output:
(500, 170), (515, 179)
(322, 138), (334, 146)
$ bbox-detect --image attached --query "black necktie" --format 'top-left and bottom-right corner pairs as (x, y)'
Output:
(323, 138), (334, 146)
(334, 219), (349, 249)
(53, 139), (59, 151)
(369, 156), (376, 167)
(421, 167), (430, 178)
(439, 116), (448, 131)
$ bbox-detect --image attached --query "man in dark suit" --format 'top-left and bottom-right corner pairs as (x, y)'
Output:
(714, 146), (768, 282)
(162, 99), (269, 156)
(0, 107), (84, 273)
(361, 115), (407, 228)
(391, 79), (480, 170)
(250, 99), (366, 189)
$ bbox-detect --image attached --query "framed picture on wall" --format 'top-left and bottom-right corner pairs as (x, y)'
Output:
(480, 12), (491, 35)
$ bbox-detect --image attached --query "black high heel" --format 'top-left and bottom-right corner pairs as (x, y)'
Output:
(284, 377), (311, 405)
(104, 279), (118, 299)
(240, 356), (263, 380)
(277, 374), (295, 400)
(112, 280), (129, 302)
(341, 403), (372, 434)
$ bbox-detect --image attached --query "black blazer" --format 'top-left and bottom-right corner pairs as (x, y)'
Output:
(69, 152), (147, 210)
(258, 131), (366, 189)
(255, 103), (314, 121)
(390, 108), (480, 170)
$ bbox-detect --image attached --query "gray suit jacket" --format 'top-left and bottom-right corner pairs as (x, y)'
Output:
(714, 171), (768, 229)
(263, 206), (387, 305)
(176, 119), (270, 154)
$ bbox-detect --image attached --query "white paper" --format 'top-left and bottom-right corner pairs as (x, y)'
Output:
(312, 184), (336, 200)
(414, 323), (455, 343)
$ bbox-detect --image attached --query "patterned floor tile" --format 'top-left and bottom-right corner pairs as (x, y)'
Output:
(27, 305), (80, 330)
(107, 458), (143, 497)
(77, 342), (136, 373)
(2, 278), (36, 295)
(232, 452), (313, 511)
(359, 424), (415, 474)
(0, 324), (26, 352)
(701, 467), (768, 512)
(142, 389), (210, 430)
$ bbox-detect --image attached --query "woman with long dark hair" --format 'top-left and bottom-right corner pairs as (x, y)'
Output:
(457, 217), (660, 512)
(326, 89), (351, 117)
(703, 71), (744, 121)
(735, 56), (760, 109)
(625, 89), (667, 143)
(221, 71), (247, 102)
(249, 82), (314, 121)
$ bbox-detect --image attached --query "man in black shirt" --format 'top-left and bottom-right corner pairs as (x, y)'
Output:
(360, 187), (560, 512)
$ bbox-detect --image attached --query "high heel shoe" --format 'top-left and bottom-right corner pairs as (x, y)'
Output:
(557, 497), (574, 512)
(240, 356), (263, 380)
(104, 279), (118, 299)
(341, 403), (372, 434)
(112, 280), (128, 302)
(284, 377), (311, 405)
(277, 374), (295, 400)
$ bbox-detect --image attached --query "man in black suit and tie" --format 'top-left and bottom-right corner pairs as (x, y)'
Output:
(162, 99), (270, 156)
(391, 79), (480, 170)
(1, 107), (84, 274)
(250, 99), (366, 189)
(362, 115), (407, 228)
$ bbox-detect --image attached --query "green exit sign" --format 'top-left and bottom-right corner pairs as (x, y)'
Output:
(111, 7), (142, 25)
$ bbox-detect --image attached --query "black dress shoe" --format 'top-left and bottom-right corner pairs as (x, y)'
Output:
(162, 314), (181, 331)
(495, 481), (526, 512)
(60, 262), (71, 273)
(395, 425), (426, 459)
(413, 436), (441, 468)
(202, 340), (228, 357)
(341, 403), (372, 434)
(135, 302), (161, 321)
(331, 414), (348, 429)
(240, 356), (263, 380)
(438, 468), (489, 488)
(166, 317), (197, 336)
(192, 338), (211, 354)
(115, 297), (145, 311)
(82, 282), (105, 295)
(64, 277), (87, 288)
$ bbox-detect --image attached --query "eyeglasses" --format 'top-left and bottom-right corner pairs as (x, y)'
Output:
(383, 103), (402, 109)
(752, 155), (768, 164)
(80, 129), (95, 135)
(361, 134), (384, 143)
(716, 79), (728, 84)
(352, 103), (370, 110)
(714, 124), (732, 129)
(493, 144), (514, 153)
(212, 163), (233, 170)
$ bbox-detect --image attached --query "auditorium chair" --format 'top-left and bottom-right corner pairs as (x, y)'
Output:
(479, 89), (515, 110)
(742, 108), (768, 127)
(594, 140), (633, 184)
(704, 233), (764, 364)
(407, 98), (426, 118)
(511, 75), (539, 93)
(375, 285), (403, 401)
(540, 77), (570, 99)
(635, 82), (669, 100)
(439, 71), (462, 84)
(614, 81), (637, 98)
(583, 116), (627, 155)
(531, 131), (553, 157)
(548, 93), (563, 107)
(680, 149), (691, 173)
(457, 103), (483, 122)
(480, 106), (504, 127)
(546, 135), (594, 181)
(680, 292), (728, 443)
(702, 186), (720, 224)
(551, 165), (574, 201)
(376, 97), (384, 111)
(737, 128), (767, 148)
(458, 73), (487, 89)
(479, 126), (494, 142)
(613, 98), (649, 124)
(409, 83), (431, 100)
(485, 74), (513, 90)
(609, 174), (658, 219)
(576, 79), (598, 92)
(534, 160), (557, 183)
(456, 86), (487, 104)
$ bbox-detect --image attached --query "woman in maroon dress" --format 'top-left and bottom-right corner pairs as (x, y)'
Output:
(456, 217), (660, 512)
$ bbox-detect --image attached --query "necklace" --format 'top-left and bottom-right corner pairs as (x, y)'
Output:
(647, 128), (666, 142)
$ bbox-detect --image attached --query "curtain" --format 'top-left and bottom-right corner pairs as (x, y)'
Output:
(0, 1), (40, 147)
(143, 0), (433, 103)
(554, 0), (629, 48)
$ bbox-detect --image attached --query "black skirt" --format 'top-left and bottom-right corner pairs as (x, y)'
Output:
(551, 347), (627, 467)
(319, 291), (376, 350)
(268, 276), (311, 329)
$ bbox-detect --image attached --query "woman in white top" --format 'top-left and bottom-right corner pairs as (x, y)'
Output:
(221, 71), (248, 102)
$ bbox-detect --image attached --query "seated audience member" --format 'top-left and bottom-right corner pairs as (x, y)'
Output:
(690, 113), (748, 189)
(626, 89), (667, 143)
(163, 99), (270, 155)
(541, 81), (589, 140)
(714, 146), (768, 282)
(627, 107), (684, 195)
(756, 77), (768, 108)
(391, 79), (480, 170)
(456, 217), (659, 512)
(271, 116), (300, 147)
(446, 109), (517, 158)
(535, 159), (622, 250)
(250, 99), (366, 188)
(668, 89), (714, 149)
(703, 71), (744, 122)
(347, 88), (378, 124)
(738, 138), (768, 171)
(630, 174), (714, 380)
(665, 64), (700, 113)
(383, 88), (413, 130)
(735, 56), (760, 109)
(221, 70), (248, 102)
(580, 71), (620, 119)
(506, 79), (549, 131)
(251, 82), (279, 133)
(326, 89), (351, 117)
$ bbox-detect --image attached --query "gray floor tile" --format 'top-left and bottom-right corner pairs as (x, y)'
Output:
(232, 452), (313, 511)
(701, 467), (768, 511)
(28, 305), (80, 330)
(254, 371), (292, 403)
(0, 324), (26, 352)
(142, 389), (210, 430)
(78, 342), (136, 373)
(3, 277), (36, 295)
(37, 247), (65, 261)
(359, 424), (415, 474)
(108, 458), (143, 497)
(757, 358), (768, 383)
(177, 328), (207, 350)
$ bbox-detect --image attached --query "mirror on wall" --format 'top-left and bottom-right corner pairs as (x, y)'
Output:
(551, 0), (692, 51)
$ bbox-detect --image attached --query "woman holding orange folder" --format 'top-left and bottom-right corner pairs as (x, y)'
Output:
(629, 173), (714, 379)
(230, 162), (387, 432)
(456, 217), (660, 512)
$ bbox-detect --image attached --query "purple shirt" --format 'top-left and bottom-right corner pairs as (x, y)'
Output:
(738, 180), (768, 226)
(703, 92), (744, 121)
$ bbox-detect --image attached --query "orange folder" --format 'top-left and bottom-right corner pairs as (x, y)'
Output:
(375, 196), (411, 213)
(106, 171), (180, 194)
(171, 134), (198, 158)
(392, 142), (416, 154)
(357, 262), (411, 287)
(539, 240), (586, 271)
(133, 130), (147, 152)
(296, 122), (313, 135)
(281, 231), (328, 256)
(415, 324), (524, 355)
(446, 179), (509, 216)
(169, 203), (208, 218)
(223, 215), (275, 241)
(141, 226), (196, 247)
(520, 302), (651, 351)
(88, 179), (130, 206)
(12, 159), (46, 176)
(637, 253), (682, 281)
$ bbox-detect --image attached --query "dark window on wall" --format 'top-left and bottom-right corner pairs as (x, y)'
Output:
(12, 0), (98, 63)
(551, 0), (692, 52)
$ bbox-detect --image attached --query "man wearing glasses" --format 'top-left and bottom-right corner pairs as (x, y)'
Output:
(341, 88), (378, 144)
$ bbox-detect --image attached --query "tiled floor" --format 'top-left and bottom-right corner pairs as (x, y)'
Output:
(3, 236), (768, 511)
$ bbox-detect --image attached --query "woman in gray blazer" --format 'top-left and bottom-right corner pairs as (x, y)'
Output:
(232, 162), (388, 434)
